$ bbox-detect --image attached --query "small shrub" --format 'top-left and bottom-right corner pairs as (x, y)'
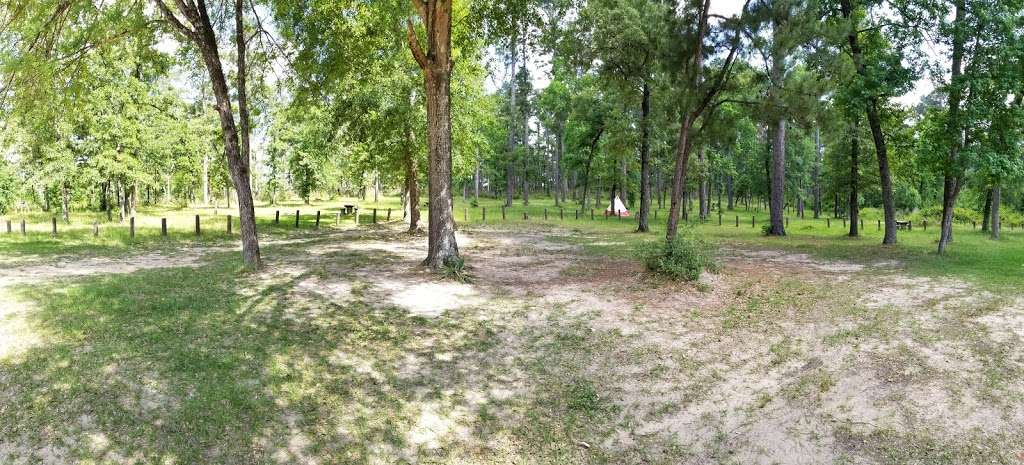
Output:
(761, 224), (773, 236)
(441, 257), (473, 283)
(470, 199), (479, 208)
(637, 234), (719, 281)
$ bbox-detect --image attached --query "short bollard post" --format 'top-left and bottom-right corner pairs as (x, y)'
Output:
(275, 210), (280, 224)
(21, 219), (26, 235)
(354, 208), (360, 225)
(560, 208), (564, 220)
(752, 216), (755, 228)
(544, 208), (548, 220)
(336, 211), (341, 225)
(195, 215), (201, 236)
(843, 219), (846, 229)
(227, 215), (233, 234)
(523, 211), (528, 220)
(372, 208), (377, 223)
(387, 208), (392, 221)
(618, 210), (622, 221)
(860, 219), (864, 230)
(295, 210), (300, 228)
(315, 211), (321, 229)
(161, 218), (167, 237)
(575, 209), (579, 220)
(93, 221), (99, 237)
(5, 220), (10, 233)
(482, 207), (487, 222)
(827, 218), (830, 228)
(501, 206), (506, 220)
(909, 221), (913, 231)
(735, 215), (739, 227)
(877, 219), (881, 231)
(719, 212), (722, 226)
(591, 209), (595, 220)
(52, 217), (57, 237)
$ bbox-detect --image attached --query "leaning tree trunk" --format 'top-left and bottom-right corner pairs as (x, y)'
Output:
(666, 113), (696, 240)
(407, 0), (459, 268)
(637, 81), (652, 232)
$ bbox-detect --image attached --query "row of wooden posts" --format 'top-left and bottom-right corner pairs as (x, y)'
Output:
(5, 206), (1020, 238)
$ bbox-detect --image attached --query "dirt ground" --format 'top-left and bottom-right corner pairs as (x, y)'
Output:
(1, 224), (1023, 464)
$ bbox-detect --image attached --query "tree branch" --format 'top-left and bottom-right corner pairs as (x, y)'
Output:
(406, 19), (427, 69)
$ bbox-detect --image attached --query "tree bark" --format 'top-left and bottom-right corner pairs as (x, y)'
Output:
(991, 185), (1001, 239)
(637, 81), (652, 232)
(982, 188), (992, 232)
(404, 123), (420, 232)
(768, 117), (786, 235)
(938, 0), (966, 254)
(407, 0), (459, 268)
(848, 130), (859, 237)
(813, 126), (823, 218)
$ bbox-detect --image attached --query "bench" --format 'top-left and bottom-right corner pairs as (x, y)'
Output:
(343, 205), (356, 214)
(896, 220), (912, 231)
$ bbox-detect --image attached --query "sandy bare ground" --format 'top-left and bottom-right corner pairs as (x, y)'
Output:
(2, 224), (1023, 464)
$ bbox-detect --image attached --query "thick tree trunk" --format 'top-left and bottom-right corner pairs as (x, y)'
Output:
(637, 81), (652, 232)
(768, 117), (786, 236)
(991, 185), (1001, 239)
(407, 0), (459, 268)
(849, 131), (859, 237)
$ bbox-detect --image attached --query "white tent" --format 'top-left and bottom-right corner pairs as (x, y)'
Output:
(605, 195), (630, 216)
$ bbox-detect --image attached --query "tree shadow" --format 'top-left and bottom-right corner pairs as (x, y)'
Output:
(0, 238), (613, 464)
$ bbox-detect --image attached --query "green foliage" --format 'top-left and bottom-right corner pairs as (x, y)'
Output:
(910, 206), (981, 225)
(441, 257), (473, 283)
(637, 233), (719, 281)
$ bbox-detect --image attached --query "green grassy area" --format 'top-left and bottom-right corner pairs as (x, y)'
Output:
(3, 194), (1023, 290)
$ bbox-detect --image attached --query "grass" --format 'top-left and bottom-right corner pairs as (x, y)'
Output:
(3, 194), (1024, 463)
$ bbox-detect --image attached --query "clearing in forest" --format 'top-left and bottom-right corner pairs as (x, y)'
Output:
(1, 222), (1022, 464)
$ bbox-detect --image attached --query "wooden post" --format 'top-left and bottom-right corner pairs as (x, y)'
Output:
(877, 219), (881, 231)
(482, 207), (487, 222)
(336, 211), (341, 225)
(752, 216), (755, 228)
(618, 210), (622, 221)
(860, 219), (864, 230)
(544, 208), (548, 220)
(355, 208), (360, 225)
(21, 219), (25, 235)
(786, 217), (789, 228)
(51, 217), (57, 237)
(372, 208), (377, 223)
(228, 215), (233, 234)
(195, 215), (201, 236)
(719, 212), (722, 226)
(387, 208), (392, 221)
(924, 220), (927, 231)
(654, 209), (658, 220)
(501, 206), (506, 220)
(560, 208), (564, 220)
(107, 208), (112, 222)
(129, 217), (135, 239)
(973, 221), (976, 230)
(315, 211), (321, 229)
(275, 210), (280, 224)
(93, 221), (99, 237)
(161, 218), (167, 237)
(591, 209), (595, 220)
(735, 215), (739, 227)
(5, 220), (10, 233)
(842, 218), (846, 229)
(827, 218), (830, 228)
(575, 209), (579, 220)
(523, 211), (528, 220)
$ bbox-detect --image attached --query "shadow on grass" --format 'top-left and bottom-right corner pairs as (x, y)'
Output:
(0, 238), (618, 464)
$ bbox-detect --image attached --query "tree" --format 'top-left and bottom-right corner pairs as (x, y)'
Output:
(154, 0), (262, 268)
(407, 0), (459, 268)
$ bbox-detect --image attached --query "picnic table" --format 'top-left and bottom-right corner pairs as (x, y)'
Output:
(896, 220), (912, 231)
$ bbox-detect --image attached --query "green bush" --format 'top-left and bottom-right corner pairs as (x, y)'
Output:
(910, 206), (981, 225)
(637, 234), (719, 281)
(441, 257), (473, 283)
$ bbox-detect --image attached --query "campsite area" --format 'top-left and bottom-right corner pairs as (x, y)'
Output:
(2, 197), (1023, 464)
